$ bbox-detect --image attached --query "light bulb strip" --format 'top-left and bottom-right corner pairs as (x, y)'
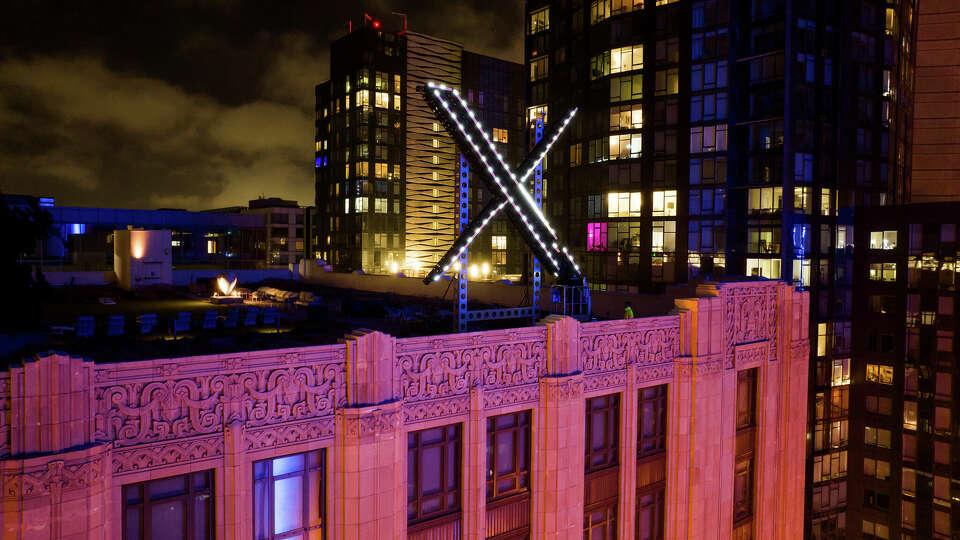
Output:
(420, 82), (580, 284)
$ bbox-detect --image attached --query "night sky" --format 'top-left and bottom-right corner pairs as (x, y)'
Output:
(0, 1), (523, 210)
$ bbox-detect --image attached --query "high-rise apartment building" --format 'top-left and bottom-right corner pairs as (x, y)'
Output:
(851, 203), (960, 539)
(910, 0), (960, 202)
(524, 0), (918, 537)
(315, 16), (526, 278)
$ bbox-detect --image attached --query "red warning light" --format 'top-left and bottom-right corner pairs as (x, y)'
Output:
(373, 21), (380, 28)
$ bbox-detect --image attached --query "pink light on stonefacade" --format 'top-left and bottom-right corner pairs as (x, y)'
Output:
(0, 280), (809, 539)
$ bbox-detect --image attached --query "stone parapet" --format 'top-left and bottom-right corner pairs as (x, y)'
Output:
(0, 280), (808, 539)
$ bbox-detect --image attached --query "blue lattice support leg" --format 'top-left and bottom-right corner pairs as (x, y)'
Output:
(532, 116), (544, 324)
(456, 154), (469, 332)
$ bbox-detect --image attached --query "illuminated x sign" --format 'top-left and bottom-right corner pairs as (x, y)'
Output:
(421, 82), (583, 285)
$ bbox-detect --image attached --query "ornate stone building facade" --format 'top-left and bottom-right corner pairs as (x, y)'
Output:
(0, 280), (807, 539)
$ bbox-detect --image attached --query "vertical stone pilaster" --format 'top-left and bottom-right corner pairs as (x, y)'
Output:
(10, 353), (95, 456)
(333, 330), (405, 539)
(618, 367), (638, 539)
(532, 374), (585, 540)
(539, 315), (581, 374)
(221, 421), (248, 540)
(332, 402), (405, 540)
(462, 387), (486, 540)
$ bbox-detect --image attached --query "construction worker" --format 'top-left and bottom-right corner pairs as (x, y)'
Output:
(624, 301), (634, 319)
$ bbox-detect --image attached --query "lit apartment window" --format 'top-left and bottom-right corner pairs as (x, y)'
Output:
(747, 258), (780, 279)
(570, 143), (583, 167)
(587, 223), (608, 252)
(610, 73), (643, 103)
(207, 239), (216, 254)
(831, 358), (850, 386)
(432, 122), (440, 132)
(355, 162), (369, 177)
(408, 424), (462, 525)
(354, 197), (368, 213)
(794, 186), (812, 214)
(654, 68), (679, 96)
(861, 520), (890, 540)
(374, 198), (387, 214)
(864, 426), (892, 449)
(375, 91), (389, 108)
(431, 188), (439, 198)
(123, 471), (214, 540)
(491, 235), (507, 250)
(432, 155), (440, 165)
(590, 45), (643, 80)
(812, 451), (847, 482)
(607, 192), (642, 217)
(432, 138), (439, 148)
(689, 125), (727, 153)
(820, 188), (832, 215)
(611, 45), (643, 73)
(652, 221), (676, 253)
(868, 263), (897, 282)
(528, 6), (549, 34)
(492, 128), (508, 143)
(356, 90), (369, 107)
(254, 451), (324, 539)
(747, 187), (782, 214)
(608, 133), (642, 159)
(530, 57), (549, 82)
(610, 104), (643, 130)
(375, 162), (388, 178)
(393, 95), (401, 111)
(527, 105), (548, 124)
(869, 230), (898, 250)
(866, 364), (894, 385)
(863, 458), (891, 481)
(652, 190), (677, 216)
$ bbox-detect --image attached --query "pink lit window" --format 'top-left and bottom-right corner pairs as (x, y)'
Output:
(587, 222), (608, 252)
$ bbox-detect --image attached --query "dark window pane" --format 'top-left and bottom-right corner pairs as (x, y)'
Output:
(125, 507), (141, 540)
(421, 447), (443, 493)
(149, 476), (187, 499)
(254, 480), (270, 539)
(496, 432), (515, 474)
(193, 493), (210, 539)
(151, 500), (185, 540)
(124, 485), (142, 504)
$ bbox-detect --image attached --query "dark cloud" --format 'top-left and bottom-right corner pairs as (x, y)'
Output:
(0, 1), (523, 210)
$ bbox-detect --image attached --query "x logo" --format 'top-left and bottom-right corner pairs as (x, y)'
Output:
(421, 82), (583, 285)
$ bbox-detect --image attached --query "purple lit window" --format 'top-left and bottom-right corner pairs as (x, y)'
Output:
(587, 222), (608, 252)
(253, 450), (325, 539)
(315, 157), (322, 168)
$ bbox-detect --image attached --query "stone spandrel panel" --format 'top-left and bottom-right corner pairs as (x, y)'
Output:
(715, 282), (780, 367)
(579, 316), (681, 373)
(395, 326), (547, 424)
(92, 344), (347, 449)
